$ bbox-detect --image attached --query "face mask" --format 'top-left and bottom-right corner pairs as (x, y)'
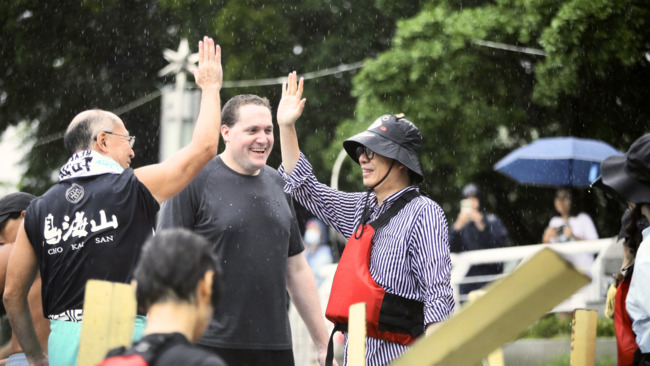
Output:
(304, 229), (321, 246)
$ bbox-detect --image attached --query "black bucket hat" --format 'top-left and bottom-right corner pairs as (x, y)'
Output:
(342, 114), (424, 183)
(594, 134), (650, 204)
(0, 192), (36, 223)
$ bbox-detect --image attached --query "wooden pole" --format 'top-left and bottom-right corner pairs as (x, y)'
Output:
(570, 309), (598, 366)
(77, 280), (137, 366)
(347, 302), (367, 366)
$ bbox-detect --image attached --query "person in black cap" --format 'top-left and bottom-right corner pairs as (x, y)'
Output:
(449, 183), (509, 295)
(277, 72), (453, 366)
(593, 133), (650, 364)
(0, 193), (36, 246)
(449, 183), (509, 252)
(0, 192), (51, 366)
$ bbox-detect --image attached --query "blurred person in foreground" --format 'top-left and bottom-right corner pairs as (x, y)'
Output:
(3, 36), (223, 366)
(542, 187), (599, 269)
(449, 184), (509, 294)
(100, 229), (226, 366)
(594, 133), (650, 365)
(0, 192), (50, 366)
(277, 72), (454, 365)
(157, 90), (332, 364)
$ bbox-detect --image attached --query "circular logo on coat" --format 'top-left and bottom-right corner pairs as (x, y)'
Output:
(65, 183), (85, 204)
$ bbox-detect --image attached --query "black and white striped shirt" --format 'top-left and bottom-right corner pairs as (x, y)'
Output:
(279, 153), (454, 365)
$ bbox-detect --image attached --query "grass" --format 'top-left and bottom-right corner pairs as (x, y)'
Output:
(519, 313), (615, 339)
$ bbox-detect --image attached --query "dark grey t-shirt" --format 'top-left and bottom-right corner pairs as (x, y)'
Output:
(157, 156), (304, 350)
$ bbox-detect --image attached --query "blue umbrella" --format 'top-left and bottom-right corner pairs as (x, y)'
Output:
(494, 137), (623, 188)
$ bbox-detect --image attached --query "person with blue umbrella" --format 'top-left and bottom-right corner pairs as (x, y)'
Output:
(541, 187), (599, 269)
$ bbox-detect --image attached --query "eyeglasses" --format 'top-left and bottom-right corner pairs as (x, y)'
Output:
(102, 131), (136, 148)
(355, 146), (375, 161)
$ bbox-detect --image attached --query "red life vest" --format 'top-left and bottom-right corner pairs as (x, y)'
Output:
(615, 266), (638, 366)
(325, 191), (424, 346)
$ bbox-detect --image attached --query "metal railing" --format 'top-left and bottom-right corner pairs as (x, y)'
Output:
(449, 238), (621, 313)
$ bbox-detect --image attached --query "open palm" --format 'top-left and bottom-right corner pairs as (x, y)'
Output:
(277, 71), (306, 126)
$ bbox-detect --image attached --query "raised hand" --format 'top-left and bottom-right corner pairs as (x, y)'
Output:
(193, 36), (223, 91)
(277, 71), (306, 127)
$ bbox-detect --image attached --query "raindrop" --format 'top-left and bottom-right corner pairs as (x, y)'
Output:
(293, 44), (303, 55)
(53, 58), (65, 68)
(17, 10), (32, 21)
(519, 59), (532, 74)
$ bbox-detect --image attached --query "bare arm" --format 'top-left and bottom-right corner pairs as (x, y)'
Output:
(3, 223), (47, 366)
(135, 36), (223, 203)
(0, 245), (14, 359)
(277, 71), (306, 175)
(0, 244), (12, 294)
(286, 252), (332, 366)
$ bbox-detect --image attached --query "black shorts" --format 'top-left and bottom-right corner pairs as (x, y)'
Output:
(198, 345), (295, 366)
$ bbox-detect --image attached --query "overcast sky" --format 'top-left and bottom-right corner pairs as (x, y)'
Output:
(0, 125), (29, 196)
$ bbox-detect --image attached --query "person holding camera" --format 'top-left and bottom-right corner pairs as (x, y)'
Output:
(542, 188), (598, 270)
(449, 184), (509, 253)
(449, 184), (509, 294)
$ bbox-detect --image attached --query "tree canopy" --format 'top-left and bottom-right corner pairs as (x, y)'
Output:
(336, 0), (649, 244)
(1, 0), (648, 244)
(0, 0), (418, 193)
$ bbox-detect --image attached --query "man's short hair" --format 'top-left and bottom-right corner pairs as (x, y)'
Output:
(221, 94), (271, 128)
(63, 110), (120, 155)
(134, 229), (221, 312)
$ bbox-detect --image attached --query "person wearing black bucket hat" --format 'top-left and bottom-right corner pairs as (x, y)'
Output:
(277, 72), (453, 366)
(593, 133), (650, 363)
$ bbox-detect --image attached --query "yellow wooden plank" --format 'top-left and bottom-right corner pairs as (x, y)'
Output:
(347, 302), (366, 366)
(486, 348), (505, 366)
(570, 309), (598, 366)
(77, 280), (137, 366)
(466, 290), (504, 366)
(392, 248), (590, 366)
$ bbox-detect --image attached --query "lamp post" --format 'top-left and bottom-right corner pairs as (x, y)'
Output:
(158, 39), (200, 162)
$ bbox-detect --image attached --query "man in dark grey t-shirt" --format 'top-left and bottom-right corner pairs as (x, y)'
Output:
(158, 94), (331, 366)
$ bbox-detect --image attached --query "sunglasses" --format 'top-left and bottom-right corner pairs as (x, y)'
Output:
(101, 131), (136, 148)
(355, 146), (375, 161)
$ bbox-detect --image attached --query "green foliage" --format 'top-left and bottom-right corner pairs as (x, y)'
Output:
(345, 0), (650, 244)
(0, 0), (220, 194)
(520, 314), (572, 339)
(519, 313), (614, 339)
(596, 315), (615, 337)
(0, 0), (424, 195)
